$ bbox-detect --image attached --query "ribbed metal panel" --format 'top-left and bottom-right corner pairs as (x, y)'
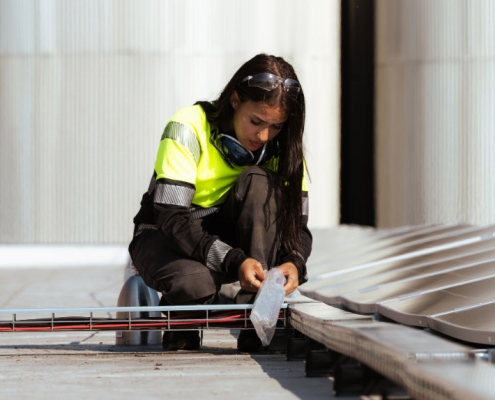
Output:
(0, 0), (340, 243)
(376, 0), (495, 227)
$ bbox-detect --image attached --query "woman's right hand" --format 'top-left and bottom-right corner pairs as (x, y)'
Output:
(238, 258), (265, 292)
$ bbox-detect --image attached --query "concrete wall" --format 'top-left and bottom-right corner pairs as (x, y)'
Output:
(376, 0), (495, 227)
(0, 0), (340, 243)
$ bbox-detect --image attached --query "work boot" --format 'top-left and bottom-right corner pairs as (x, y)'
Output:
(237, 329), (262, 353)
(162, 330), (201, 351)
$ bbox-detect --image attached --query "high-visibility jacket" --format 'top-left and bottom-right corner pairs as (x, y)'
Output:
(132, 104), (311, 278)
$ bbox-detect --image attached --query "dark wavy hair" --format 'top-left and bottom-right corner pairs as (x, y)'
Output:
(201, 53), (306, 253)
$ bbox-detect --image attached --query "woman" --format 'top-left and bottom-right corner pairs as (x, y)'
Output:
(129, 54), (312, 352)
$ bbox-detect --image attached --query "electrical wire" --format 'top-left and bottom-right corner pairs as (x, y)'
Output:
(0, 310), (287, 332)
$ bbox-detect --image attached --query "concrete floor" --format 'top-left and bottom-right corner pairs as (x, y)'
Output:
(0, 261), (365, 400)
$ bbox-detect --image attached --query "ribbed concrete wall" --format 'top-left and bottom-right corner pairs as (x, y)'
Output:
(0, 0), (340, 243)
(376, 0), (495, 227)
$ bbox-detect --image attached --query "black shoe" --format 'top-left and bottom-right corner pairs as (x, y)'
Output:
(237, 329), (263, 353)
(162, 331), (200, 351)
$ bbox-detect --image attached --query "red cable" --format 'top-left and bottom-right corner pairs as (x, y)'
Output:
(0, 310), (287, 332)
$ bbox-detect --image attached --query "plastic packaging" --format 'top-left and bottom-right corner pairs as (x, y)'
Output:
(286, 288), (301, 298)
(250, 268), (286, 346)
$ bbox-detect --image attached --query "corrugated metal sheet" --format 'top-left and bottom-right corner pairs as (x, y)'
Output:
(0, 0), (340, 243)
(376, 0), (495, 227)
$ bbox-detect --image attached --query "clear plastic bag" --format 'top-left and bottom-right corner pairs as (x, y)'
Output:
(250, 268), (286, 346)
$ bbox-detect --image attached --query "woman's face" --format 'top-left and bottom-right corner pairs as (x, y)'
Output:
(230, 92), (287, 152)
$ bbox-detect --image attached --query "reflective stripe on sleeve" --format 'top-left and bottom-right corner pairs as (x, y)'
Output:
(190, 206), (220, 220)
(206, 240), (232, 273)
(292, 250), (305, 261)
(161, 121), (201, 164)
(154, 183), (195, 207)
(302, 195), (309, 216)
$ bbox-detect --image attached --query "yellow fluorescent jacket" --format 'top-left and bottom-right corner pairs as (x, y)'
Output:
(154, 104), (308, 208)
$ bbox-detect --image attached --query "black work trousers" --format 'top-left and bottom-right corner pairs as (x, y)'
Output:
(128, 166), (282, 306)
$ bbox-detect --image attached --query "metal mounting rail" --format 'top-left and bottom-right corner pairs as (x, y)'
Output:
(289, 302), (495, 400)
(0, 304), (288, 332)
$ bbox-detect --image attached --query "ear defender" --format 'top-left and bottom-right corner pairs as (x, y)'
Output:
(213, 131), (276, 168)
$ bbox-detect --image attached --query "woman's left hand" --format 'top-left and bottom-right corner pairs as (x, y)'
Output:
(278, 262), (299, 296)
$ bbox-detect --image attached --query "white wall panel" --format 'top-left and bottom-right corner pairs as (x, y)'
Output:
(376, 0), (495, 227)
(0, 0), (340, 243)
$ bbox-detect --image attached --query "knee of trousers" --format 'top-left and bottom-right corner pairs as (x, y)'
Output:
(129, 231), (221, 304)
(235, 166), (280, 200)
(161, 263), (221, 305)
(237, 166), (272, 182)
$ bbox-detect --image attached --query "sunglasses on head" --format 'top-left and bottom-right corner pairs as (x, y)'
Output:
(211, 131), (270, 168)
(240, 73), (301, 96)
